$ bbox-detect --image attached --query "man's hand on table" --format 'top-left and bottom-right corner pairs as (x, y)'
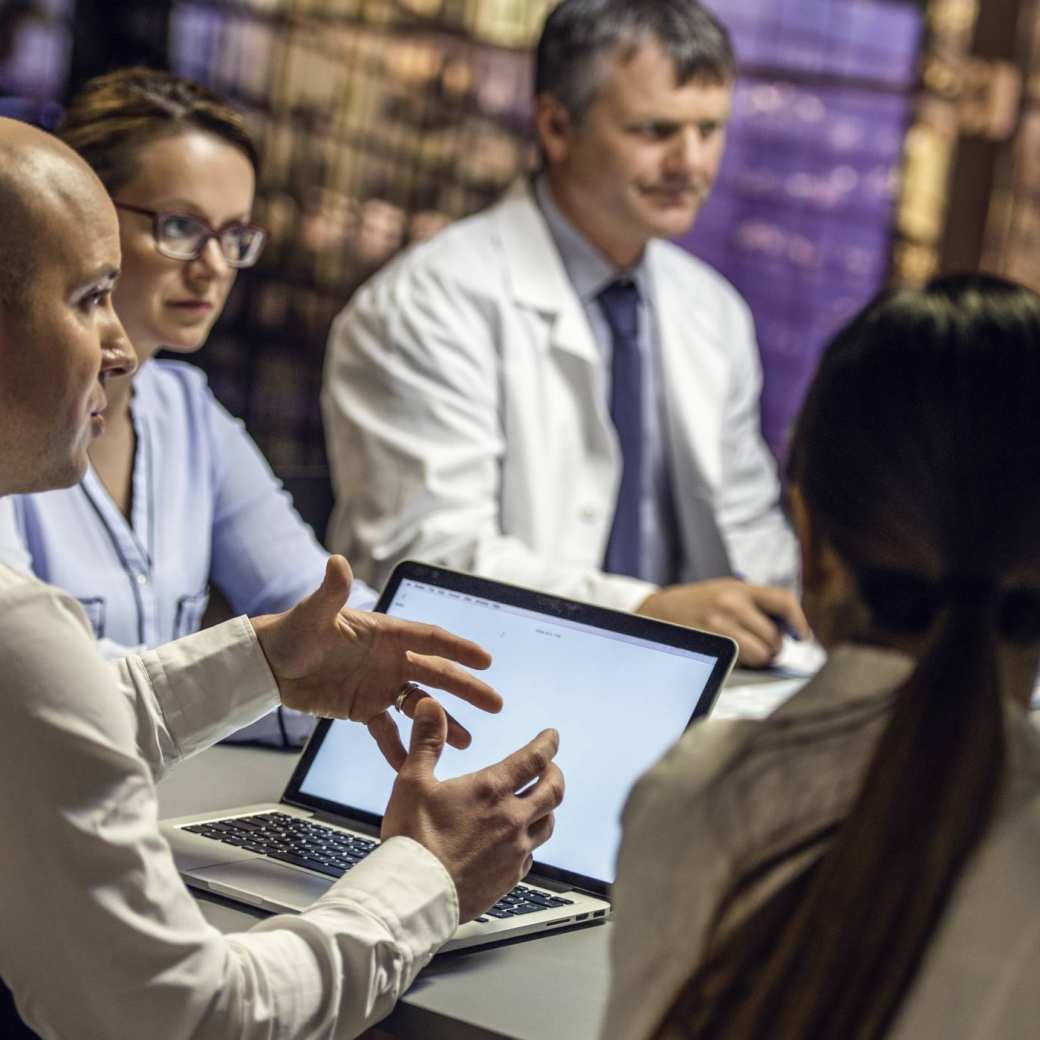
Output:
(637, 578), (811, 668)
(382, 697), (564, 922)
(251, 555), (502, 753)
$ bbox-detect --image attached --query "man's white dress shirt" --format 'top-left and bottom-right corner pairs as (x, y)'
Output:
(534, 178), (681, 585)
(0, 564), (456, 1039)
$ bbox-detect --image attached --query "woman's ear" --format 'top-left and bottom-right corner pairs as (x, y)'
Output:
(789, 485), (819, 591)
(789, 486), (868, 648)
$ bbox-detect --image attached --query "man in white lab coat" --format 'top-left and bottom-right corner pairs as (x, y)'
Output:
(323, 0), (806, 666)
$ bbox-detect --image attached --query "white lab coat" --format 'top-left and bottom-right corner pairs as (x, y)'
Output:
(323, 179), (797, 611)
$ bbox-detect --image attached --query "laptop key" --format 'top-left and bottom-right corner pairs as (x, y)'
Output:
(228, 818), (265, 830)
(313, 863), (348, 878)
(519, 890), (554, 907)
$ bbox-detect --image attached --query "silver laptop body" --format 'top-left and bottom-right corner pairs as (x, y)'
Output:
(162, 562), (736, 952)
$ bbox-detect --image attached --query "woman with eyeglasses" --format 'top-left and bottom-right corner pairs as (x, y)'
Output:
(0, 67), (375, 744)
(602, 274), (1040, 1039)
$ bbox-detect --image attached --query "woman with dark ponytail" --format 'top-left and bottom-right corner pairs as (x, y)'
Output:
(602, 274), (1040, 1040)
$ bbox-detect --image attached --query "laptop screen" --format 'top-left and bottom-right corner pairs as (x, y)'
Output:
(288, 564), (735, 893)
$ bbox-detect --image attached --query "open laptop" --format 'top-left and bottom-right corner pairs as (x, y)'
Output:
(162, 562), (737, 951)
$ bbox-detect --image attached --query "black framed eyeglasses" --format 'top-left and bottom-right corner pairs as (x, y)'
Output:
(114, 202), (268, 268)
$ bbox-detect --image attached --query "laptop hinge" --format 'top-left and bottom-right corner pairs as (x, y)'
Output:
(310, 809), (380, 838)
(529, 875), (574, 894)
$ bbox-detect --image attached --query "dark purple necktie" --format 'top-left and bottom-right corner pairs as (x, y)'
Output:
(597, 278), (643, 578)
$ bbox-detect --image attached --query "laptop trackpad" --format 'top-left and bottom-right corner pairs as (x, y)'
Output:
(191, 859), (334, 911)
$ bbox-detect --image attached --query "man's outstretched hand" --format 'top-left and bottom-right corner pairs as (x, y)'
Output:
(252, 556), (502, 754)
(382, 697), (564, 922)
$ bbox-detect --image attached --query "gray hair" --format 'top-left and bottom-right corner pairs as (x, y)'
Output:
(535, 0), (735, 122)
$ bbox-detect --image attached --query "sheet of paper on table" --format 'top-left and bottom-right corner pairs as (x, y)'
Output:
(772, 635), (827, 677)
(712, 637), (1040, 719)
(711, 636), (825, 721)
(712, 677), (809, 720)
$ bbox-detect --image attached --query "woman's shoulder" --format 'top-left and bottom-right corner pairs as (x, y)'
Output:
(136, 359), (216, 411)
(626, 652), (912, 863)
(622, 717), (761, 844)
(134, 360), (229, 439)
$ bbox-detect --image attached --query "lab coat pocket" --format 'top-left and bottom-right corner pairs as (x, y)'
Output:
(174, 587), (211, 639)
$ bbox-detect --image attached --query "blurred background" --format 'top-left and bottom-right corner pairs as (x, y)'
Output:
(0, 0), (1030, 489)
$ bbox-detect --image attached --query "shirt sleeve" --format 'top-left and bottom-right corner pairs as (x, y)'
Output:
(116, 614), (282, 776)
(202, 384), (379, 615)
(0, 575), (456, 1040)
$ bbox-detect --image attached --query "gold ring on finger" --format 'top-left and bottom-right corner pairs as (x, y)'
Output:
(395, 681), (422, 714)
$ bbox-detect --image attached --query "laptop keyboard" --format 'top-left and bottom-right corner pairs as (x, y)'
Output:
(182, 811), (576, 923)
(184, 811), (377, 879)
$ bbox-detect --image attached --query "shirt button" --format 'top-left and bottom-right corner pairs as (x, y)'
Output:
(579, 507), (599, 523)
(136, 573), (149, 586)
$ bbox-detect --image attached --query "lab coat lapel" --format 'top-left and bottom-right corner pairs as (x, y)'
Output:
(650, 244), (726, 490)
(493, 181), (617, 456)
(649, 243), (731, 579)
(494, 180), (601, 365)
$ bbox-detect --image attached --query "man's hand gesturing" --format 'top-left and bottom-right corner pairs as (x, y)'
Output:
(251, 556), (502, 755)
(382, 697), (564, 923)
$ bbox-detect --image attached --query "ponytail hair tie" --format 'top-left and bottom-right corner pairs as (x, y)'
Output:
(998, 587), (1040, 644)
(856, 567), (1040, 644)
(938, 574), (998, 605)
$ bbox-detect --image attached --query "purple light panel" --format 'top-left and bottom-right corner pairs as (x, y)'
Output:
(683, 0), (924, 457)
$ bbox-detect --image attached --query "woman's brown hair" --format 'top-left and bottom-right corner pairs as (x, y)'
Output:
(58, 66), (258, 193)
(654, 274), (1040, 1039)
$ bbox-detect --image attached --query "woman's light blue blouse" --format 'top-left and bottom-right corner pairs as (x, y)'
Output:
(0, 359), (377, 744)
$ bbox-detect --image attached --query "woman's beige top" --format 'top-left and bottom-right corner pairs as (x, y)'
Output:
(602, 644), (1040, 1040)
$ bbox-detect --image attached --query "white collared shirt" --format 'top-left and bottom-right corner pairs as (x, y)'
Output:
(534, 177), (682, 585)
(0, 564), (457, 1038)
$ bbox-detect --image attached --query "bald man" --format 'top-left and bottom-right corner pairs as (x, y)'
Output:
(0, 120), (562, 1038)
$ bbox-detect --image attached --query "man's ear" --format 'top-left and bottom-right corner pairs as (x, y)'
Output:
(533, 95), (573, 166)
